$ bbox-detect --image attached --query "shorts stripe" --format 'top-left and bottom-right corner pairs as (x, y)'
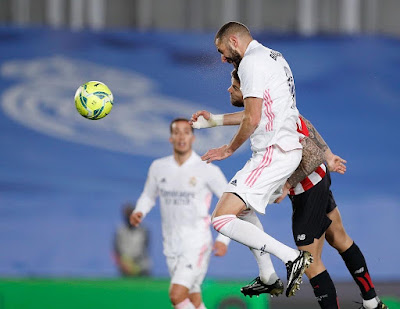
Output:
(245, 146), (274, 187)
(197, 244), (208, 267)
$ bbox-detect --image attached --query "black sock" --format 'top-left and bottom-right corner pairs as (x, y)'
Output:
(310, 270), (339, 309)
(340, 242), (376, 300)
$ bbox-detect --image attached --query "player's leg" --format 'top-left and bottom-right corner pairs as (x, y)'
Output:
(212, 192), (301, 263)
(212, 148), (312, 297)
(291, 172), (339, 308)
(326, 207), (387, 309)
(298, 236), (339, 309)
(188, 292), (203, 308)
(238, 209), (283, 297)
(167, 256), (196, 308)
(212, 192), (311, 297)
(169, 284), (194, 308)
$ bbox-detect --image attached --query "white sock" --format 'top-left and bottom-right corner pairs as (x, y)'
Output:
(212, 214), (299, 264)
(174, 298), (195, 309)
(363, 297), (380, 309)
(239, 209), (279, 284)
(196, 303), (206, 309)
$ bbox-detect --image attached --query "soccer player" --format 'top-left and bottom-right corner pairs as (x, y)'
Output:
(195, 21), (313, 297)
(130, 118), (230, 309)
(193, 69), (388, 309)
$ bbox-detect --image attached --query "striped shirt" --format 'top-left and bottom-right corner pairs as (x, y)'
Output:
(289, 116), (326, 195)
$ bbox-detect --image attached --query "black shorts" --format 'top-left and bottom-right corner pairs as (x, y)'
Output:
(289, 169), (337, 246)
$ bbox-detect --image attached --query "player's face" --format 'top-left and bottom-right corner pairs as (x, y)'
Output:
(169, 121), (195, 155)
(228, 77), (244, 107)
(215, 38), (242, 69)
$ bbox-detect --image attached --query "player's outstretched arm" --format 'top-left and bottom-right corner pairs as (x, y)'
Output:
(190, 110), (244, 128)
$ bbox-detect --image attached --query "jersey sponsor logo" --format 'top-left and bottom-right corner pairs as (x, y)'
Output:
(159, 189), (195, 205)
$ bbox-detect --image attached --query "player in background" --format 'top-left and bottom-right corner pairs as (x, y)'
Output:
(196, 21), (313, 297)
(192, 69), (388, 309)
(130, 118), (230, 309)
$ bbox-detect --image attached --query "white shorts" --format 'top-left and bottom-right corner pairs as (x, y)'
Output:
(166, 243), (212, 293)
(226, 145), (302, 214)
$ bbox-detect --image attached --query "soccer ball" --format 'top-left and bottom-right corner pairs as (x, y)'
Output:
(74, 81), (113, 120)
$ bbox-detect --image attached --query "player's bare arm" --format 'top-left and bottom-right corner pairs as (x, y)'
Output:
(201, 97), (261, 163)
(190, 110), (244, 128)
(301, 115), (347, 174)
(287, 137), (326, 188)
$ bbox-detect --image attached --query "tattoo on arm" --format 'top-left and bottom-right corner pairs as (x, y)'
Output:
(300, 115), (330, 152)
(287, 137), (325, 187)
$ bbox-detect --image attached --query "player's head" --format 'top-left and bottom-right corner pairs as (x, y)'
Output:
(169, 118), (195, 155)
(214, 21), (252, 68)
(228, 69), (244, 107)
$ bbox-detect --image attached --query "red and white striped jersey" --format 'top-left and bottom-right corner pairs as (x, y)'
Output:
(289, 164), (326, 195)
(289, 116), (326, 195)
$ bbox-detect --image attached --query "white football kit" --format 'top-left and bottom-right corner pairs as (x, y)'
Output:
(135, 151), (229, 292)
(226, 40), (302, 214)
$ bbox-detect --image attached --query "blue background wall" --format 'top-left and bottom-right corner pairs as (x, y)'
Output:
(0, 27), (399, 281)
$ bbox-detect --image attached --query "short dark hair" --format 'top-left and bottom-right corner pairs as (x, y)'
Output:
(170, 118), (194, 133)
(231, 68), (240, 83)
(215, 21), (251, 43)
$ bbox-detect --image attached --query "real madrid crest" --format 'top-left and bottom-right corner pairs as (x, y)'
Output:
(189, 176), (197, 187)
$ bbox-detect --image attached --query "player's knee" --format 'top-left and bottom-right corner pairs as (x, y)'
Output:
(169, 288), (187, 305)
(326, 227), (350, 251)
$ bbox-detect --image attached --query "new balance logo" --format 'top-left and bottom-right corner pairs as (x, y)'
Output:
(230, 179), (237, 186)
(297, 234), (306, 241)
(354, 267), (364, 274)
(316, 294), (328, 301)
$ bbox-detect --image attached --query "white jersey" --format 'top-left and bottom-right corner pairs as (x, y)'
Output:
(238, 40), (302, 153)
(135, 151), (229, 257)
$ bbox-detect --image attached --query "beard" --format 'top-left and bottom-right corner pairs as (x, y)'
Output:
(225, 46), (242, 69)
(230, 98), (244, 107)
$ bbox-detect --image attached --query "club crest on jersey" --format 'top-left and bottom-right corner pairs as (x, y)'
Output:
(189, 176), (197, 187)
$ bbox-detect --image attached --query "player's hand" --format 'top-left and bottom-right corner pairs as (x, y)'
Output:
(190, 110), (211, 125)
(201, 145), (233, 163)
(274, 182), (291, 204)
(213, 241), (228, 257)
(130, 211), (143, 227)
(326, 153), (347, 174)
